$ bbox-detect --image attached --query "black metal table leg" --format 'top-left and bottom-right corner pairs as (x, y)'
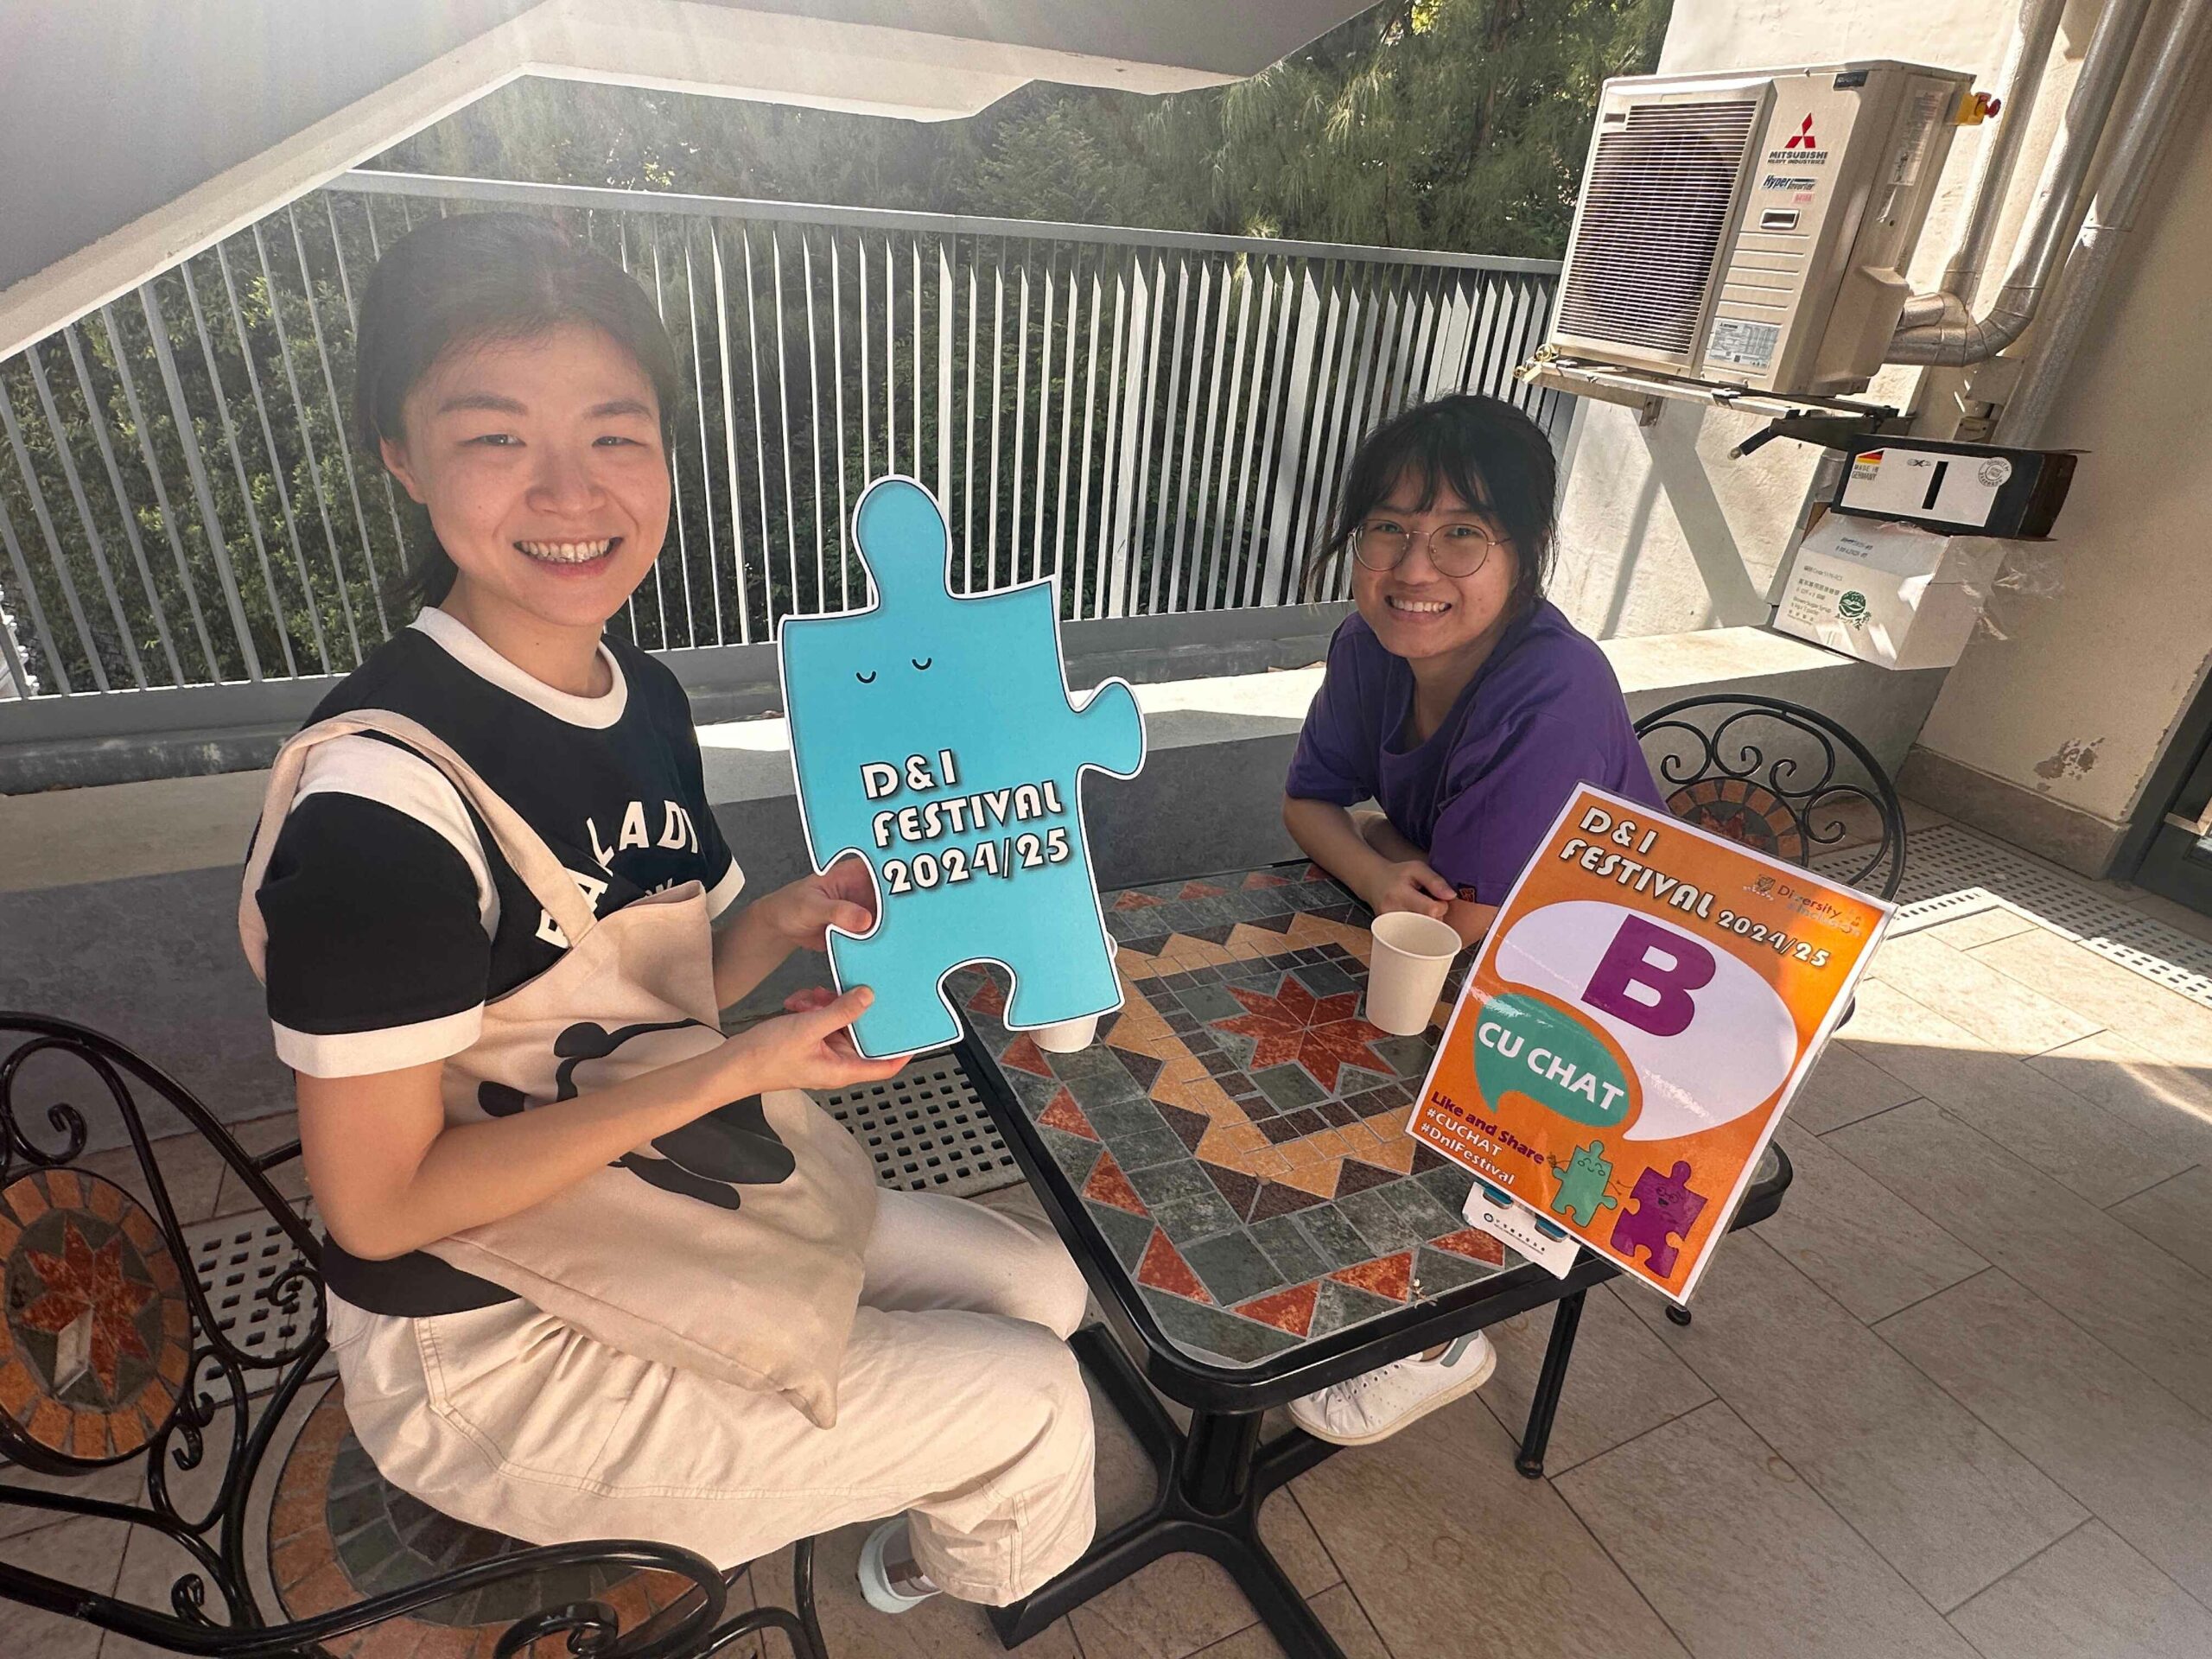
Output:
(1187, 1506), (1341, 1659)
(987, 1505), (1195, 1643)
(1254, 1424), (1340, 1496)
(987, 1326), (1350, 1658)
(1179, 1409), (1262, 1514)
(1516, 1287), (1587, 1479)
(1070, 1325), (1180, 1471)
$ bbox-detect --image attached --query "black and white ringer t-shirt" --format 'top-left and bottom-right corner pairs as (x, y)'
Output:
(253, 607), (742, 1316)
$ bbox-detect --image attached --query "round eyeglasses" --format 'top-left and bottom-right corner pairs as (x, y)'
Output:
(1351, 519), (1499, 577)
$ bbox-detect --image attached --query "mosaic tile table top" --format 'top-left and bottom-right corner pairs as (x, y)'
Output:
(952, 861), (1498, 1370)
(959, 861), (1783, 1370)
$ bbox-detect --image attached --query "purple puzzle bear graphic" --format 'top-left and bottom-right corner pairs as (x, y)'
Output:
(1609, 1160), (1708, 1281)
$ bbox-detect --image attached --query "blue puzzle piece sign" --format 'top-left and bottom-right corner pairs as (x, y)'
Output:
(778, 477), (1147, 1058)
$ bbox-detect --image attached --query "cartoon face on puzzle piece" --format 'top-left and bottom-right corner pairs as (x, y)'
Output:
(1548, 1138), (1619, 1228)
(1631, 1160), (1707, 1230)
(479, 1019), (795, 1211)
(780, 480), (1077, 808)
(1609, 1159), (1709, 1279)
(1562, 1141), (1613, 1187)
(777, 477), (1147, 1052)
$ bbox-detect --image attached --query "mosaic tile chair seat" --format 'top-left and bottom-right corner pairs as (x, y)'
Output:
(0, 1013), (825, 1659)
(1632, 693), (1908, 902)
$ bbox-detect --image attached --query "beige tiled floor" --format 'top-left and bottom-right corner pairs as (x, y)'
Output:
(16, 803), (2212, 1657)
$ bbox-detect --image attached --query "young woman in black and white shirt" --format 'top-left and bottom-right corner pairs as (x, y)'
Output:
(252, 213), (1095, 1612)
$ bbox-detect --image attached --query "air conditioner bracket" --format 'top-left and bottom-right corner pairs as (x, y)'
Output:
(1516, 354), (1897, 435)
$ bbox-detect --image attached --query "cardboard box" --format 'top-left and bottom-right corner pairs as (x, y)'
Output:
(1775, 514), (2004, 671)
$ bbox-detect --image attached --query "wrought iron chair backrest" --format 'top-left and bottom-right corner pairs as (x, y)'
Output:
(0, 1013), (752, 1658)
(1632, 694), (1907, 901)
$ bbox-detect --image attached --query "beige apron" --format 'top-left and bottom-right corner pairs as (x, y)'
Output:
(239, 710), (879, 1428)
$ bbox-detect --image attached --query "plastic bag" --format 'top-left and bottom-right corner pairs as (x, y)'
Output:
(1973, 543), (2064, 641)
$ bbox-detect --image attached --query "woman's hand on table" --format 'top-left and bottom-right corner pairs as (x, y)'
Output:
(722, 985), (909, 1092)
(1366, 858), (1456, 921)
(757, 855), (877, 952)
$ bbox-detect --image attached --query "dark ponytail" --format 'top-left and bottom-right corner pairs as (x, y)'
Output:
(353, 212), (683, 609)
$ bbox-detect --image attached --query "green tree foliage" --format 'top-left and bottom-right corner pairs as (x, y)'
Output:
(376, 0), (1669, 255)
(1, 229), (410, 697)
(1205, 0), (1671, 253)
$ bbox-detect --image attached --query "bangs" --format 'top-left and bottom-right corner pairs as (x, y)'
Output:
(1374, 444), (1500, 520)
(1304, 392), (1558, 608)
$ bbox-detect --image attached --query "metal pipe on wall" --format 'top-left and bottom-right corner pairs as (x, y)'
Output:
(1887, 0), (2158, 365)
(1997, 0), (2212, 442)
(1895, 0), (2068, 332)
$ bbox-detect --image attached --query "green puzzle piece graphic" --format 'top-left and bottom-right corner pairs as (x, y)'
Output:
(1548, 1138), (1619, 1228)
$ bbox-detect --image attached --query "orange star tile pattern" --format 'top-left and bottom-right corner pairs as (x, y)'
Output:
(1211, 977), (1391, 1092)
(957, 861), (1517, 1367)
(1663, 777), (1805, 863)
(20, 1220), (156, 1395)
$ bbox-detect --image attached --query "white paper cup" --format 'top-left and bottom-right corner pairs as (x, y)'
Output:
(1032, 1014), (1100, 1053)
(1365, 912), (1461, 1036)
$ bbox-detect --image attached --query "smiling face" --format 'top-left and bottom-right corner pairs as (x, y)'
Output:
(379, 322), (670, 639)
(1348, 470), (1519, 671)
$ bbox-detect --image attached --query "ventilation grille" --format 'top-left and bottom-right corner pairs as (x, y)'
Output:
(817, 1056), (1023, 1198)
(181, 1203), (335, 1393)
(1556, 99), (1763, 359)
(1818, 822), (2212, 1009)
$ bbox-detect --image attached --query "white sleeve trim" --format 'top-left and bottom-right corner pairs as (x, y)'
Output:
(273, 1005), (485, 1078)
(705, 856), (747, 923)
(296, 735), (499, 937)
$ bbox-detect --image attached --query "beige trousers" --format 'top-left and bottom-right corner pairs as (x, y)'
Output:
(327, 1188), (1097, 1604)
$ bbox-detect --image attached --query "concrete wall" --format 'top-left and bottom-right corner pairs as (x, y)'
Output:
(4, 0), (526, 299)
(1907, 91), (2212, 873)
(3, 0), (1373, 359)
(0, 602), (1357, 792)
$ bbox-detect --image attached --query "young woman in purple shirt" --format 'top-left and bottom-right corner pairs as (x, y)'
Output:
(1281, 393), (1664, 1445)
(1286, 394), (1665, 950)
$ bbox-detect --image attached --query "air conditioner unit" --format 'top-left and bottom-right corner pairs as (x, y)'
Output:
(1548, 62), (1974, 397)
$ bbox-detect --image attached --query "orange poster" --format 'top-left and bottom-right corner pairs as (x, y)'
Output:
(1407, 784), (1891, 1300)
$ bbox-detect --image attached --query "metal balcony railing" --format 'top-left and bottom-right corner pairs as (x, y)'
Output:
(0, 170), (1565, 713)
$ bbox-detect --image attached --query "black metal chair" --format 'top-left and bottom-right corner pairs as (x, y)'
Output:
(0, 1012), (826, 1659)
(1633, 692), (1908, 903)
(1631, 694), (1904, 1329)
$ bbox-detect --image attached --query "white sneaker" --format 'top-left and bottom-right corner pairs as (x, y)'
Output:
(857, 1516), (942, 1615)
(1287, 1332), (1498, 1446)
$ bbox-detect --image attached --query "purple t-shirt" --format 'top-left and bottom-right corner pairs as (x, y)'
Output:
(1286, 601), (1665, 904)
